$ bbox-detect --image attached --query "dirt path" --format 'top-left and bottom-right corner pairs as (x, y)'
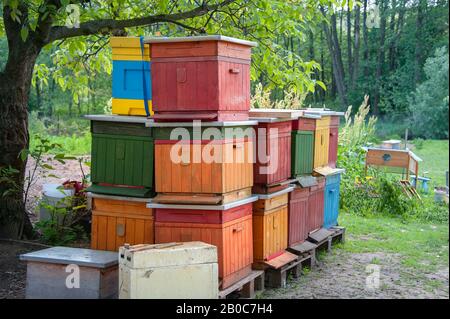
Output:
(261, 249), (449, 299)
(0, 240), (47, 299)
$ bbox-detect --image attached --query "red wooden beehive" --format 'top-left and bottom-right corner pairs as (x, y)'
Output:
(328, 116), (340, 168)
(288, 186), (309, 247)
(307, 177), (326, 233)
(253, 120), (292, 193)
(153, 201), (254, 289)
(146, 35), (257, 121)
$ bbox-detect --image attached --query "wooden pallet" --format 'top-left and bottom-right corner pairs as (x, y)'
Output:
(218, 270), (265, 299)
(253, 251), (302, 289)
(307, 227), (346, 252)
(287, 241), (317, 269)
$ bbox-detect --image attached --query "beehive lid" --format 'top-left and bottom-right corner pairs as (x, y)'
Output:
(84, 114), (151, 124)
(144, 35), (257, 47)
(147, 120), (258, 128)
(249, 117), (294, 123)
(249, 109), (304, 119)
(20, 247), (118, 268)
(147, 196), (258, 210)
(87, 192), (153, 203)
(314, 167), (345, 177)
(296, 176), (318, 188)
(256, 186), (294, 200)
(86, 184), (153, 198)
(303, 109), (345, 117)
(119, 242), (217, 269)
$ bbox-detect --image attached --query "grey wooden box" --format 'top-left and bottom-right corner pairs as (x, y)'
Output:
(20, 246), (118, 299)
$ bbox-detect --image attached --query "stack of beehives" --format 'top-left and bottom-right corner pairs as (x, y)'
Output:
(146, 36), (260, 290)
(86, 37), (155, 252)
(85, 35), (346, 295)
(249, 109), (345, 256)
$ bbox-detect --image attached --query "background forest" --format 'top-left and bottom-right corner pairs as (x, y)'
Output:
(0, 0), (448, 153)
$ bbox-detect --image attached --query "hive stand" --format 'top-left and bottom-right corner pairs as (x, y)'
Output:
(253, 251), (302, 289)
(307, 227), (346, 253)
(218, 270), (265, 299)
(287, 241), (318, 270)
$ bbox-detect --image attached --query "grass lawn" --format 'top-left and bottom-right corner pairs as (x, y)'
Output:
(410, 139), (449, 187)
(335, 139), (449, 293)
(339, 212), (448, 272)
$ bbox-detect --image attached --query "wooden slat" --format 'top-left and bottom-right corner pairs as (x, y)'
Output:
(263, 251), (298, 270)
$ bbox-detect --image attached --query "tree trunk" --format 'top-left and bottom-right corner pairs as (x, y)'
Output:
(308, 30), (318, 102)
(363, 0), (369, 77)
(414, 0), (426, 84)
(0, 44), (41, 239)
(323, 12), (348, 106)
(373, 0), (387, 115)
(347, 6), (353, 86)
(353, 4), (361, 89)
(320, 29), (326, 102)
(388, 0), (397, 71)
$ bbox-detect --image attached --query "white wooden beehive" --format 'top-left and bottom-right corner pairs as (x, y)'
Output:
(119, 241), (218, 299)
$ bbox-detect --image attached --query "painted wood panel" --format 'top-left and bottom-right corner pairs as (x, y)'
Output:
(323, 174), (341, 229)
(155, 203), (252, 224)
(291, 131), (314, 177)
(91, 198), (154, 251)
(307, 178), (326, 233)
(288, 187), (309, 246)
(155, 141), (253, 195)
(314, 127), (330, 169)
(152, 59), (250, 114)
(150, 40), (252, 59)
(154, 215), (253, 289)
(253, 205), (288, 262)
(91, 128), (153, 195)
(254, 121), (292, 186)
(328, 127), (339, 168)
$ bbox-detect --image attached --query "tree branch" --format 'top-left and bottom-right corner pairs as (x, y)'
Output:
(47, 0), (238, 43)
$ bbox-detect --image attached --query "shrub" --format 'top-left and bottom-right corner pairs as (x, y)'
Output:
(409, 47), (449, 139)
(338, 97), (448, 223)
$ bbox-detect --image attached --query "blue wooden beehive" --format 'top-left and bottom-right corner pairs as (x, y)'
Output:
(110, 37), (152, 116)
(323, 172), (341, 229)
(112, 60), (152, 100)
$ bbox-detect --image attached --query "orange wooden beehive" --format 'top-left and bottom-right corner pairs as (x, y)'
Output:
(252, 189), (290, 263)
(155, 140), (253, 194)
(151, 199), (255, 289)
(90, 195), (154, 251)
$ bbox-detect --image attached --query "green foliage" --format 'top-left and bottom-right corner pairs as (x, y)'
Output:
(29, 112), (91, 155)
(409, 47), (449, 139)
(338, 98), (448, 224)
(35, 195), (88, 246)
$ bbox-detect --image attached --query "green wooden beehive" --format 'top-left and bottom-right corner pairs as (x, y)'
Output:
(86, 116), (153, 198)
(291, 130), (314, 177)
